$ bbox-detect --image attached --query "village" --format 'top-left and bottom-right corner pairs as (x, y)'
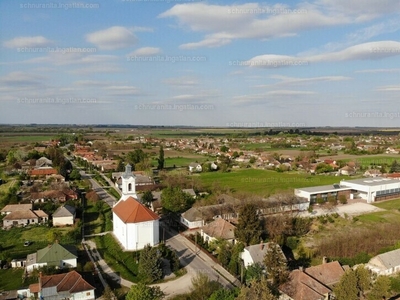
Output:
(1, 126), (400, 300)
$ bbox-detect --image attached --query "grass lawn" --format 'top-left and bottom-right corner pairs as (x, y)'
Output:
(84, 203), (113, 235)
(0, 226), (76, 261)
(198, 169), (349, 196)
(342, 155), (399, 167)
(0, 179), (18, 193)
(94, 234), (140, 283)
(0, 268), (37, 290)
(373, 198), (400, 210)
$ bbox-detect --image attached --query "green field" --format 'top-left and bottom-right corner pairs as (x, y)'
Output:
(373, 198), (400, 210)
(0, 135), (53, 143)
(343, 155), (399, 167)
(0, 226), (76, 261)
(198, 169), (349, 195)
(0, 268), (37, 291)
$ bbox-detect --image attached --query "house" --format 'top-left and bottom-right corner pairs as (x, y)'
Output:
(29, 270), (95, 300)
(364, 169), (382, 178)
(241, 242), (286, 268)
(200, 218), (236, 244)
(2, 209), (48, 229)
(52, 205), (76, 226)
(182, 188), (197, 199)
(339, 165), (356, 176)
(35, 157), (53, 168)
(366, 248), (400, 275)
(279, 260), (345, 300)
(26, 242), (77, 272)
(113, 164), (160, 251)
(279, 269), (331, 300)
(29, 167), (58, 177)
(1, 203), (33, 215)
(188, 162), (202, 173)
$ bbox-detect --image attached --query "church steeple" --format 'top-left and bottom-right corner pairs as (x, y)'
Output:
(121, 164), (137, 200)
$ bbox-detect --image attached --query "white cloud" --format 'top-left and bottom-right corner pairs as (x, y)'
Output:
(3, 36), (54, 48)
(247, 41), (400, 68)
(160, 3), (350, 49)
(267, 75), (352, 86)
(128, 47), (162, 57)
(103, 85), (141, 96)
(232, 90), (316, 105)
(375, 85), (400, 92)
(0, 71), (44, 86)
(163, 77), (198, 87)
(355, 68), (400, 73)
(86, 26), (137, 50)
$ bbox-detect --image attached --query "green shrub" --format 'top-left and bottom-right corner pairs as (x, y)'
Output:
(286, 236), (299, 250)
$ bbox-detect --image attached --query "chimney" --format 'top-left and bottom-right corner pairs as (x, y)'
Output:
(260, 242), (264, 250)
(299, 266), (303, 272)
(39, 271), (42, 290)
(322, 256), (327, 264)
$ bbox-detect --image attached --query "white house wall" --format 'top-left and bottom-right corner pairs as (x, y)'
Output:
(70, 289), (95, 300)
(53, 216), (74, 226)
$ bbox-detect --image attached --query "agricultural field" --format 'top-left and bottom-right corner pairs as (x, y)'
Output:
(198, 169), (349, 196)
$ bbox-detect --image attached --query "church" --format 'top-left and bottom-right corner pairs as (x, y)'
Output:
(112, 164), (160, 251)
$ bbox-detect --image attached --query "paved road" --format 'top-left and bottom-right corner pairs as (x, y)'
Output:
(80, 170), (117, 208)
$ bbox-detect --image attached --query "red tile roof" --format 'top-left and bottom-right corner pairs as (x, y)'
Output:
(113, 197), (159, 223)
(305, 261), (345, 286)
(40, 270), (94, 294)
(29, 168), (57, 176)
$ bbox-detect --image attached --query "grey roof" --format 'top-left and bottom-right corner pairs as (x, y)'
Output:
(373, 248), (400, 269)
(243, 242), (286, 266)
(341, 177), (400, 187)
(295, 184), (351, 193)
(182, 189), (196, 198)
(53, 205), (76, 218)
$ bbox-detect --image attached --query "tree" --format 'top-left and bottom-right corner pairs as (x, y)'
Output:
(390, 160), (400, 173)
(161, 187), (194, 213)
(138, 244), (163, 284)
(263, 243), (289, 290)
(127, 149), (146, 169)
(333, 269), (359, 300)
(209, 288), (238, 300)
(368, 275), (391, 300)
(69, 169), (81, 181)
(234, 203), (262, 246)
(157, 145), (164, 170)
(245, 262), (264, 284)
(228, 242), (244, 276)
(354, 265), (371, 297)
(189, 273), (221, 300)
(141, 190), (153, 208)
(236, 278), (277, 300)
(126, 282), (164, 300)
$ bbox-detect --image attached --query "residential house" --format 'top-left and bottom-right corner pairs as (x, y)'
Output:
(241, 242), (286, 268)
(188, 162), (202, 173)
(1, 203), (33, 215)
(2, 209), (48, 229)
(26, 242), (77, 272)
(35, 157), (53, 168)
(279, 260), (345, 300)
(28, 167), (58, 177)
(29, 270), (95, 300)
(52, 205), (76, 226)
(366, 248), (400, 275)
(200, 218), (236, 244)
(364, 169), (382, 178)
(339, 165), (356, 175)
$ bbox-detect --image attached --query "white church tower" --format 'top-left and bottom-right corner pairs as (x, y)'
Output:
(120, 164), (137, 200)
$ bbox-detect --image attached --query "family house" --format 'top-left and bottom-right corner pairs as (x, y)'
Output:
(52, 205), (76, 226)
(279, 261), (345, 300)
(200, 218), (236, 244)
(366, 248), (400, 275)
(26, 242), (77, 272)
(29, 270), (94, 300)
(188, 162), (202, 173)
(241, 242), (286, 268)
(2, 209), (48, 229)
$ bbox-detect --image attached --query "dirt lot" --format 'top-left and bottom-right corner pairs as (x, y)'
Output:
(299, 201), (384, 218)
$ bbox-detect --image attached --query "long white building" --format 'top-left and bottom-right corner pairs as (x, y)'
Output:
(295, 177), (400, 204)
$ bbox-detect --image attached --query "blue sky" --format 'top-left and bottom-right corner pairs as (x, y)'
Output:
(1, 0), (400, 127)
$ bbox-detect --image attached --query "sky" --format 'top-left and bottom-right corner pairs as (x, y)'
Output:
(1, 0), (400, 127)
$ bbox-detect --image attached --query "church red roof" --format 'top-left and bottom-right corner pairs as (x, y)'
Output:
(113, 197), (159, 223)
